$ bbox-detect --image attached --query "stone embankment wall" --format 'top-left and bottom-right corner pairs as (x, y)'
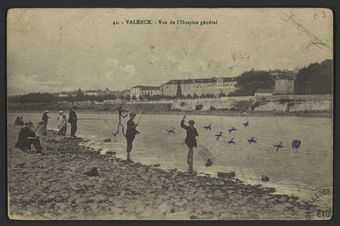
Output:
(171, 95), (332, 113)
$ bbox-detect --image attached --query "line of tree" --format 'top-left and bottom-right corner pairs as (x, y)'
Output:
(230, 70), (275, 96)
(8, 92), (55, 104)
(8, 91), (130, 104)
(294, 59), (332, 94)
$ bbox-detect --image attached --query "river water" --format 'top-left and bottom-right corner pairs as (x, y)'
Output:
(8, 111), (333, 198)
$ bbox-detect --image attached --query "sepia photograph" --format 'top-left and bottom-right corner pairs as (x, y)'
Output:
(6, 8), (333, 220)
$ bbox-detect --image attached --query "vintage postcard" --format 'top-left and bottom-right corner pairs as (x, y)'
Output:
(7, 8), (333, 220)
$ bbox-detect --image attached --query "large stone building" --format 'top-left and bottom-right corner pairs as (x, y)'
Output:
(271, 72), (295, 95)
(130, 86), (161, 99)
(160, 77), (238, 97)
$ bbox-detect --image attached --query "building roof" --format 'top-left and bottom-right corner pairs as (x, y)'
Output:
(131, 85), (160, 90)
(85, 90), (100, 93)
(255, 89), (273, 93)
(269, 72), (295, 80)
(163, 77), (237, 85)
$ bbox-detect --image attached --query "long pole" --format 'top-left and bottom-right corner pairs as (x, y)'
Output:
(136, 111), (144, 125)
(77, 118), (110, 121)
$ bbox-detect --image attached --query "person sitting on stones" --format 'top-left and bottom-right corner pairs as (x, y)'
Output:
(15, 120), (44, 154)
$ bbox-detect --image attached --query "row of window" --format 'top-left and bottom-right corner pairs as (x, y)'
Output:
(162, 83), (236, 89)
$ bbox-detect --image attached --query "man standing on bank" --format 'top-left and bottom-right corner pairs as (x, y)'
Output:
(125, 113), (139, 161)
(68, 106), (78, 138)
(181, 114), (198, 173)
(42, 110), (49, 129)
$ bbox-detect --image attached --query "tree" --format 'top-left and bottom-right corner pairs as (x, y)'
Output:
(206, 93), (215, 98)
(196, 104), (203, 111)
(77, 88), (84, 97)
(131, 95), (137, 100)
(200, 94), (207, 98)
(295, 59), (333, 94)
(11, 92), (56, 103)
(193, 93), (199, 99)
(234, 70), (274, 96)
(218, 92), (226, 98)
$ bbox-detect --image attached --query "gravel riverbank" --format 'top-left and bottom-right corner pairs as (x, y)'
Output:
(8, 126), (315, 220)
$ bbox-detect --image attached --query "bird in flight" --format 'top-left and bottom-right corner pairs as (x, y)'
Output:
(227, 138), (235, 145)
(248, 137), (256, 144)
(243, 121), (249, 127)
(166, 128), (176, 134)
(228, 127), (237, 133)
(203, 124), (212, 131)
(274, 142), (283, 151)
(215, 131), (223, 141)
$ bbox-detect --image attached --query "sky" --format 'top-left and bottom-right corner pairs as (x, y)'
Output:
(7, 8), (333, 95)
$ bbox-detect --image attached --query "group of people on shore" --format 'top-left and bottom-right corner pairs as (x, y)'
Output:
(15, 106), (78, 154)
(14, 106), (199, 173)
(14, 116), (24, 126)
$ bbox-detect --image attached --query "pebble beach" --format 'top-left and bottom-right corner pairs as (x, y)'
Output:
(8, 125), (316, 220)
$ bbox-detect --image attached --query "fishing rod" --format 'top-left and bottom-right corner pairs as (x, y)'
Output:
(77, 118), (110, 121)
(136, 111), (144, 125)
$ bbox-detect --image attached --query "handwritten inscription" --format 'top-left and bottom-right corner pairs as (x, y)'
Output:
(203, 124), (212, 131)
(112, 106), (128, 137)
(215, 132), (223, 141)
(166, 128), (176, 135)
(248, 137), (256, 144)
(227, 127), (237, 134)
(227, 138), (235, 145)
(292, 140), (301, 149)
(273, 142), (283, 151)
(167, 120), (302, 150)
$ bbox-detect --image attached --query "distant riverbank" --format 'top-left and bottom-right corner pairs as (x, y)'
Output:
(7, 107), (332, 118)
(7, 94), (332, 118)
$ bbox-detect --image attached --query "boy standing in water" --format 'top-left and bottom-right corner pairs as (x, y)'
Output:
(125, 113), (139, 161)
(180, 115), (198, 174)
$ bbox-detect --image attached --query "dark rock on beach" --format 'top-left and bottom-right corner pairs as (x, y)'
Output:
(205, 158), (213, 167)
(261, 175), (270, 182)
(84, 167), (99, 177)
(217, 171), (236, 178)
